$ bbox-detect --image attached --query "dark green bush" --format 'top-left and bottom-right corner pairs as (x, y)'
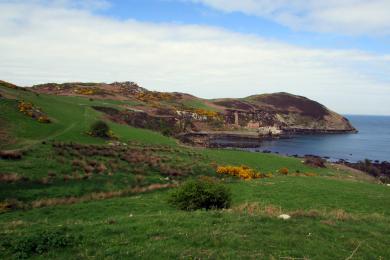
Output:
(8, 228), (77, 259)
(90, 120), (110, 138)
(168, 179), (231, 211)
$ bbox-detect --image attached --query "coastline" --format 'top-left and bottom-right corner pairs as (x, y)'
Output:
(179, 128), (358, 149)
(210, 114), (390, 164)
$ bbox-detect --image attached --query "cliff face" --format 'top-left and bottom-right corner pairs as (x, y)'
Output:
(11, 81), (356, 144)
(216, 93), (356, 134)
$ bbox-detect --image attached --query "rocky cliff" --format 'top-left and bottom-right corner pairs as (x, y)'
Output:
(215, 92), (356, 134)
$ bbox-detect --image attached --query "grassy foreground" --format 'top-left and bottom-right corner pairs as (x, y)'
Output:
(1, 177), (389, 259)
(0, 85), (389, 259)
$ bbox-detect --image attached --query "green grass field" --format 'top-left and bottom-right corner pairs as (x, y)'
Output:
(180, 99), (221, 112)
(1, 178), (389, 259)
(0, 85), (389, 259)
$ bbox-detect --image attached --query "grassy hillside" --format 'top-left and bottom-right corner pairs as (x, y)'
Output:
(0, 84), (389, 259)
(0, 85), (176, 149)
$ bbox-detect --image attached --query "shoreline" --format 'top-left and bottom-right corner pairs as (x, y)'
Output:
(241, 145), (389, 164)
(181, 131), (387, 164)
(179, 129), (358, 149)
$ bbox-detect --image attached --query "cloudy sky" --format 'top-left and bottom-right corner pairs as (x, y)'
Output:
(0, 0), (389, 115)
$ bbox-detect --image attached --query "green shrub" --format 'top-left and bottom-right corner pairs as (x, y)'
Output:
(7, 228), (77, 259)
(90, 121), (110, 138)
(168, 179), (231, 211)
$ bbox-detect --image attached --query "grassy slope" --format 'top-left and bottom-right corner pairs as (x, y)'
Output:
(0, 86), (176, 149)
(0, 85), (389, 259)
(180, 98), (221, 112)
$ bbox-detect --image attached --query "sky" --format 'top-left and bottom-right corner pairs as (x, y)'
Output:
(0, 0), (389, 115)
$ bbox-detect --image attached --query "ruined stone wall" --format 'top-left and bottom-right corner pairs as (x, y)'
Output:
(224, 110), (279, 128)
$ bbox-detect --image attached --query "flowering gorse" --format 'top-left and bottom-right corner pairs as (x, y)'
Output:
(135, 92), (174, 102)
(18, 101), (50, 123)
(74, 87), (96, 95)
(216, 165), (268, 180)
(279, 167), (289, 175)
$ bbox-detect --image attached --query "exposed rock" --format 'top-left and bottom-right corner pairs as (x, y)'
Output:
(304, 156), (327, 168)
(110, 81), (148, 95)
(278, 214), (291, 220)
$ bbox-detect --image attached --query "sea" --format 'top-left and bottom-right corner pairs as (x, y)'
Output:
(244, 115), (390, 163)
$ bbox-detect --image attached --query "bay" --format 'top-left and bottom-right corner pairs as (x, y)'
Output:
(244, 115), (390, 162)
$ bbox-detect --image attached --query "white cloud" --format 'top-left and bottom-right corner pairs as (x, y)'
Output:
(0, 1), (389, 114)
(188, 0), (390, 35)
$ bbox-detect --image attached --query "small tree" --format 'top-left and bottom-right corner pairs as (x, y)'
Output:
(90, 121), (110, 138)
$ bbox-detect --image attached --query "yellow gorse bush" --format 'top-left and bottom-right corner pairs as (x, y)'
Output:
(18, 101), (33, 112)
(75, 87), (96, 95)
(18, 101), (51, 123)
(216, 165), (266, 180)
(217, 165), (316, 180)
(279, 167), (289, 175)
(135, 92), (174, 102)
(194, 109), (219, 118)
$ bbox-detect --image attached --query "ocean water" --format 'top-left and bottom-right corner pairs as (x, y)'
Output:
(245, 115), (390, 162)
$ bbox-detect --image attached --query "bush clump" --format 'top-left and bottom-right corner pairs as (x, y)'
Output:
(5, 228), (78, 259)
(168, 179), (231, 211)
(89, 121), (111, 138)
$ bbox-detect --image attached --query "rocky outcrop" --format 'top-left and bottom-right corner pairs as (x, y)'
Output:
(217, 92), (356, 135)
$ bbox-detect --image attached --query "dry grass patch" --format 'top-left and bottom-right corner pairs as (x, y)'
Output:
(230, 203), (386, 223)
(0, 199), (25, 213)
(320, 219), (336, 226)
(232, 202), (282, 217)
(289, 209), (321, 218)
(0, 173), (21, 183)
(0, 150), (23, 160)
(0, 173), (29, 183)
(30, 183), (177, 209)
(3, 220), (26, 230)
(328, 209), (352, 221)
